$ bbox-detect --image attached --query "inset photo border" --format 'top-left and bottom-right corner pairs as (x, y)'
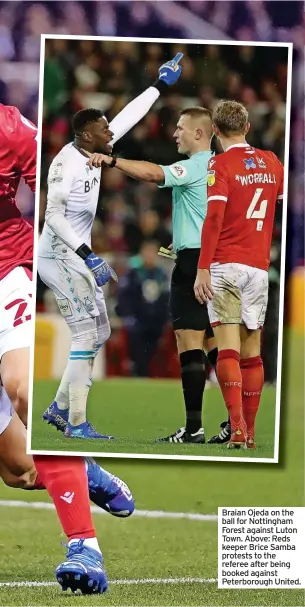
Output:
(27, 35), (293, 463)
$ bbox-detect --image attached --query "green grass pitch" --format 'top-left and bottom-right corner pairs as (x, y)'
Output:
(31, 363), (277, 459)
(0, 330), (303, 605)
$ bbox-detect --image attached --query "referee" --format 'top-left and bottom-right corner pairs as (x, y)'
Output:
(85, 107), (220, 444)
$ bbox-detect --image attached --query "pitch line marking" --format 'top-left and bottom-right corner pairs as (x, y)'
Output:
(0, 578), (217, 588)
(0, 499), (217, 521)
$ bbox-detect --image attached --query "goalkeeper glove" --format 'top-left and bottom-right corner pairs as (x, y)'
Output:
(76, 244), (118, 286)
(85, 253), (118, 287)
(155, 52), (183, 89)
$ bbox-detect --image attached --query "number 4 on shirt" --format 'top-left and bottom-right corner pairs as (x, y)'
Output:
(246, 188), (267, 231)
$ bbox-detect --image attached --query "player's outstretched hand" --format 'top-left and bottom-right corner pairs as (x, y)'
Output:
(85, 253), (118, 286)
(82, 149), (112, 170)
(158, 52), (183, 86)
(194, 269), (214, 305)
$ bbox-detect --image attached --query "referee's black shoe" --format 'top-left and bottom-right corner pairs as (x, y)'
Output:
(156, 427), (205, 444)
(207, 421), (231, 444)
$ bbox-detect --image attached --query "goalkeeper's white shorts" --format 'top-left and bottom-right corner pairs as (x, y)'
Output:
(0, 267), (33, 359)
(0, 387), (13, 436)
(37, 256), (108, 327)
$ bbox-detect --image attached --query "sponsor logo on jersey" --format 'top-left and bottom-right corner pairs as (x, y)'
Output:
(49, 162), (63, 183)
(243, 157), (256, 170)
(207, 170), (215, 186)
(235, 173), (276, 186)
(84, 176), (99, 193)
(57, 298), (73, 318)
(257, 157), (267, 169)
(170, 164), (187, 178)
(209, 159), (216, 168)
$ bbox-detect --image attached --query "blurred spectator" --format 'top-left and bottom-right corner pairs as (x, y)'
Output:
(0, 6), (14, 60)
(125, 209), (171, 256)
(116, 240), (169, 377)
(195, 45), (228, 97)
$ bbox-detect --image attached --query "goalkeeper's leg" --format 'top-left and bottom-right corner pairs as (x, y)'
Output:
(40, 259), (112, 438)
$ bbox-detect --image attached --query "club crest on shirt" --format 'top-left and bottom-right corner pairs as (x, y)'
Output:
(207, 170), (215, 186)
(84, 296), (94, 313)
(170, 164), (187, 178)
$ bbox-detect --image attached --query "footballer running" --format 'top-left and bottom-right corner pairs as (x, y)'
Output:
(0, 102), (135, 595)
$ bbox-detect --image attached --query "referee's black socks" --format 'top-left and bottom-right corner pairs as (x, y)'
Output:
(180, 349), (207, 434)
(207, 347), (218, 369)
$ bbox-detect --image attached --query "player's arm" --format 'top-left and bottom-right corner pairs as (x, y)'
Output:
(83, 153), (196, 188)
(276, 157), (284, 202)
(109, 53), (183, 146)
(44, 159), (85, 251)
(197, 200), (226, 269)
(9, 108), (37, 192)
(194, 160), (228, 304)
(45, 158), (117, 284)
(98, 155), (165, 183)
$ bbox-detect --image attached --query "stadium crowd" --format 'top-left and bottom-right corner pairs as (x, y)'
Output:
(0, 1), (302, 380)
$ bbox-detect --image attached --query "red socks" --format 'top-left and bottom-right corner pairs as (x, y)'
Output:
(33, 456), (95, 540)
(216, 351), (264, 440)
(240, 356), (264, 441)
(216, 349), (244, 434)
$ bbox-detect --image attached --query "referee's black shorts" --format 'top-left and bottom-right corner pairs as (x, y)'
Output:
(169, 248), (214, 336)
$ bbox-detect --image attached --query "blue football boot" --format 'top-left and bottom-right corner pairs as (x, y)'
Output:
(42, 401), (68, 432)
(86, 458), (135, 517)
(56, 539), (108, 594)
(64, 421), (114, 440)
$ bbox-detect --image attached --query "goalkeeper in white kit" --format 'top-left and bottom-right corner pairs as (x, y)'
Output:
(39, 53), (183, 439)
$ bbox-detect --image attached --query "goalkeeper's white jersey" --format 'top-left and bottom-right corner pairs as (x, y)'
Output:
(38, 85), (161, 263)
(38, 143), (101, 261)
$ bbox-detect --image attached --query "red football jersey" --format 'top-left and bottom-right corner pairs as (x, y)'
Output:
(0, 104), (37, 281)
(200, 143), (284, 271)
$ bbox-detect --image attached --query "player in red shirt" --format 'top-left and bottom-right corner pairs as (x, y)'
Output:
(0, 105), (133, 594)
(0, 104), (36, 425)
(194, 100), (284, 449)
